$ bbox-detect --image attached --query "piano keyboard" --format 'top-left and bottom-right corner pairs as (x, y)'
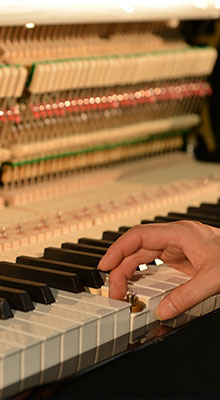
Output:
(0, 154), (219, 399)
(1, 235), (219, 400)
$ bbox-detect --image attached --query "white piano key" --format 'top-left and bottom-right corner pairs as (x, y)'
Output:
(157, 264), (191, 278)
(172, 311), (189, 328)
(37, 295), (114, 364)
(50, 292), (115, 363)
(0, 328), (41, 392)
(129, 274), (176, 292)
(129, 308), (148, 344)
(14, 308), (80, 378)
(0, 340), (20, 392)
(144, 272), (189, 285)
(0, 316), (60, 385)
(188, 302), (203, 321)
(15, 303), (95, 373)
(34, 302), (80, 378)
(42, 297), (98, 371)
(201, 295), (216, 316)
(214, 293), (220, 310)
(54, 289), (130, 355)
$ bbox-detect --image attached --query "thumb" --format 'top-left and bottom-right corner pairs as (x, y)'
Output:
(156, 267), (220, 320)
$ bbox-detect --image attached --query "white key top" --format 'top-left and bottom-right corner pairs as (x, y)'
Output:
(55, 290), (130, 355)
(36, 297), (98, 371)
(144, 273), (189, 285)
(0, 328), (41, 392)
(0, 340), (20, 394)
(14, 308), (80, 379)
(50, 291), (115, 363)
(158, 264), (191, 278)
(0, 316), (60, 385)
(129, 275), (176, 292)
(34, 303), (80, 378)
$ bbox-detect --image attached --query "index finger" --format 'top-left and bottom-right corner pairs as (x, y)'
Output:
(98, 222), (183, 272)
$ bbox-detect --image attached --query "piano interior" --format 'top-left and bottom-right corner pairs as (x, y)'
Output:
(0, 2), (220, 399)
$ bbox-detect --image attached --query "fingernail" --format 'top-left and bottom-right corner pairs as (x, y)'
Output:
(97, 259), (104, 270)
(109, 283), (115, 298)
(97, 255), (107, 270)
(156, 297), (177, 320)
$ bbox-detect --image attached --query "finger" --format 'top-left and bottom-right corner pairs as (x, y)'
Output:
(108, 269), (127, 299)
(108, 248), (161, 299)
(156, 266), (220, 320)
(97, 221), (205, 272)
(160, 260), (196, 276)
(98, 225), (148, 271)
(98, 223), (175, 271)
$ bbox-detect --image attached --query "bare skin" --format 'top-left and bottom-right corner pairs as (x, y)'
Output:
(98, 220), (220, 320)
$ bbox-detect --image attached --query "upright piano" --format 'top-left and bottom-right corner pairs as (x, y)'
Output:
(0, 2), (220, 399)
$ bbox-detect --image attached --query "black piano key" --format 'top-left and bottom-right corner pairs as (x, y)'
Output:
(0, 275), (55, 305)
(154, 212), (220, 228)
(0, 261), (84, 293)
(16, 256), (104, 289)
(187, 207), (220, 220)
(44, 247), (102, 268)
(78, 237), (112, 249)
(200, 203), (220, 212)
(149, 217), (169, 223)
(62, 242), (106, 256)
(118, 226), (131, 232)
(154, 214), (206, 224)
(0, 286), (34, 312)
(0, 297), (13, 320)
(140, 219), (155, 224)
(167, 212), (220, 227)
(102, 231), (122, 241)
(119, 222), (156, 231)
(154, 215), (193, 223)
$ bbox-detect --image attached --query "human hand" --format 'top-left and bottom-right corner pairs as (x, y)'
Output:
(98, 220), (220, 320)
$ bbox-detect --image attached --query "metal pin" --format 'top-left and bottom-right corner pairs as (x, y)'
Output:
(126, 289), (137, 305)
